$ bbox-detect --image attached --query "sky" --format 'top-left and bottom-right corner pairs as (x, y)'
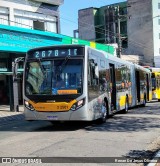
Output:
(60, 0), (126, 37)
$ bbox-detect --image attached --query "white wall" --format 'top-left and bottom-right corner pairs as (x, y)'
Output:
(127, 0), (154, 66)
(152, 0), (160, 67)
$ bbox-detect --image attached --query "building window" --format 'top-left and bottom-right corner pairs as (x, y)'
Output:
(0, 7), (9, 25)
(159, 33), (160, 39)
(159, 19), (160, 25)
(33, 20), (45, 31)
(45, 21), (57, 33)
(14, 9), (58, 32)
(158, 3), (160, 9)
(0, 15), (9, 25)
(15, 17), (33, 29)
(0, 61), (7, 71)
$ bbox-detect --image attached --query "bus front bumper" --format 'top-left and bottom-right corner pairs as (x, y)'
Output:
(24, 106), (92, 121)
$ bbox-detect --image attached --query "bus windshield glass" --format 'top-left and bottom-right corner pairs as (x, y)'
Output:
(25, 59), (83, 95)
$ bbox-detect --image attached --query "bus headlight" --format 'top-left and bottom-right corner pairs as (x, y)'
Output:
(24, 100), (35, 111)
(70, 98), (85, 111)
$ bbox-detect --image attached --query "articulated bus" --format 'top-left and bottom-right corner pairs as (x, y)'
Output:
(23, 45), (152, 123)
(150, 68), (160, 101)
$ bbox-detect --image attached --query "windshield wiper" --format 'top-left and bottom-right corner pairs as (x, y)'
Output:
(37, 58), (46, 77)
(58, 55), (70, 73)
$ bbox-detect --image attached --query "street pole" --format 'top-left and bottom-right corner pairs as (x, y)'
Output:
(12, 61), (19, 112)
(12, 57), (24, 112)
(113, 7), (116, 43)
(117, 6), (121, 58)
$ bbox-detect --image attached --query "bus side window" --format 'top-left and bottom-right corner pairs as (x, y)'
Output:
(88, 59), (99, 101)
(88, 59), (99, 86)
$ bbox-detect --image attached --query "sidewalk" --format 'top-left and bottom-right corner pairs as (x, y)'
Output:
(0, 105), (24, 125)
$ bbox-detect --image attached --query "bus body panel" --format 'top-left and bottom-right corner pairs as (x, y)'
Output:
(151, 68), (160, 101)
(23, 45), (152, 122)
(24, 104), (91, 121)
(130, 64), (136, 107)
(87, 48), (112, 116)
(131, 64), (152, 106)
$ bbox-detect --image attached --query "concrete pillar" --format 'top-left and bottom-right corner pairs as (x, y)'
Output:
(8, 55), (14, 111)
(9, 7), (14, 26)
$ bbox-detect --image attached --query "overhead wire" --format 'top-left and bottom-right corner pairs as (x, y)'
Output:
(26, 0), (160, 65)
(1, 15), (149, 53)
(0, 17), (155, 64)
(39, 0), (158, 64)
(59, 0), (154, 48)
(0, 0), (158, 63)
(8, 0), (154, 50)
(60, 11), (156, 51)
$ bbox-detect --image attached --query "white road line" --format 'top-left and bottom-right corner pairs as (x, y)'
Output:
(147, 150), (160, 166)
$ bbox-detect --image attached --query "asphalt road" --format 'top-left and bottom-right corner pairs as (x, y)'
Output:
(0, 101), (160, 166)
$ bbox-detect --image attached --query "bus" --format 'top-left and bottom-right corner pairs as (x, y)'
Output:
(23, 45), (152, 123)
(150, 68), (160, 101)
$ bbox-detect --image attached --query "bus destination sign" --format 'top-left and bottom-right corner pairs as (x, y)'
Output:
(28, 47), (84, 59)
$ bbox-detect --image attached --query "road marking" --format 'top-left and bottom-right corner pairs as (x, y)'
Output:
(147, 150), (160, 166)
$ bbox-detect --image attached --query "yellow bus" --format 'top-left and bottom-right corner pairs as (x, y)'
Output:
(23, 45), (152, 123)
(151, 68), (160, 101)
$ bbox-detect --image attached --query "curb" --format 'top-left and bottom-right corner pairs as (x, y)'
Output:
(0, 114), (24, 125)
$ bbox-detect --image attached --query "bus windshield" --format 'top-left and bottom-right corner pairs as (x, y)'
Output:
(25, 59), (83, 95)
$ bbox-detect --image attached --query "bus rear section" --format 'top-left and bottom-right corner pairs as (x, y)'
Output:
(133, 65), (152, 106)
(151, 69), (160, 101)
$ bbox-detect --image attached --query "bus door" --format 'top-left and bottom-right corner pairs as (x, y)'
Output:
(109, 63), (116, 110)
(135, 71), (140, 102)
(146, 74), (149, 101)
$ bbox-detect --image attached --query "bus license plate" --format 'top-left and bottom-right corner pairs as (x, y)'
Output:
(47, 116), (58, 120)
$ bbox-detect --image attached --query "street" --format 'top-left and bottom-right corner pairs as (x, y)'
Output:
(0, 101), (160, 166)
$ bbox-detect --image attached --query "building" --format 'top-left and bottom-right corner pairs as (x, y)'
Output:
(0, 0), (63, 108)
(78, 2), (128, 57)
(78, 0), (160, 67)
(0, 0), (115, 110)
(127, 0), (160, 67)
(0, 0), (62, 32)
